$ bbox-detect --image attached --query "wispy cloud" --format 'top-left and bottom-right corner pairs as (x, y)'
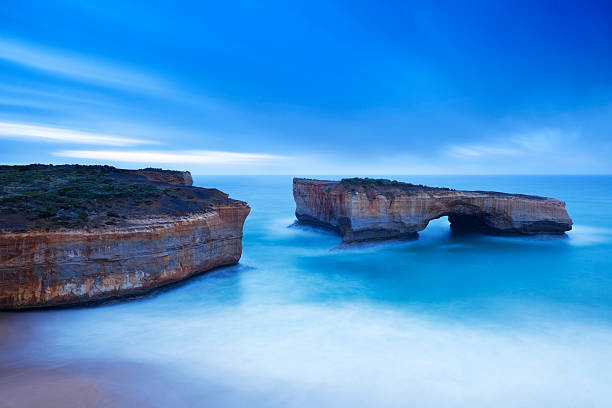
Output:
(0, 38), (166, 92)
(514, 128), (577, 152)
(445, 128), (575, 160)
(54, 149), (285, 164)
(446, 145), (520, 158)
(0, 122), (157, 146)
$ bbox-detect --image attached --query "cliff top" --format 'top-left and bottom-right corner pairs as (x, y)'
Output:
(0, 164), (245, 232)
(340, 177), (454, 192)
(294, 177), (550, 201)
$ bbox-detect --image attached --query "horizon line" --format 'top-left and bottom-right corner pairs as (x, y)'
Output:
(1, 163), (610, 176)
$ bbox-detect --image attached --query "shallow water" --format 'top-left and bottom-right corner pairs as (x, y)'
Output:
(1, 175), (612, 407)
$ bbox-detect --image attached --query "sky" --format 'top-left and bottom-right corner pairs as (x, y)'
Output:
(1, 0), (611, 174)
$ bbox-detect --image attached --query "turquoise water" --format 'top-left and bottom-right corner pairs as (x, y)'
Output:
(2, 175), (612, 407)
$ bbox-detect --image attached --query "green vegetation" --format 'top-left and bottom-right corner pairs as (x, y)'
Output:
(140, 167), (186, 174)
(0, 164), (226, 231)
(340, 177), (453, 191)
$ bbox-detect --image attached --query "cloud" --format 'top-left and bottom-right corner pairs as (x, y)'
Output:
(445, 128), (575, 160)
(0, 121), (157, 146)
(54, 149), (286, 164)
(446, 145), (520, 158)
(514, 128), (577, 152)
(0, 38), (166, 92)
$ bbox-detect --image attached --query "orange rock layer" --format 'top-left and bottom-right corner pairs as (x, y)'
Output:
(0, 205), (249, 309)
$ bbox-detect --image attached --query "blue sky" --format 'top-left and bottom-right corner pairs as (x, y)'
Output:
(1, 0), (611, 174)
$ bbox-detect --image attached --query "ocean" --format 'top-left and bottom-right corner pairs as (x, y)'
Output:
(1, 175), (612, 407)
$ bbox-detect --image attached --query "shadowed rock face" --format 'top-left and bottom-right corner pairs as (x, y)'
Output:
(0, 165), (249, 309)
(293, 178), (572, 243)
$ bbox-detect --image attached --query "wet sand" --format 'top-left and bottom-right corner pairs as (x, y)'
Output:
(0, 359), (215, 408)
(0, 313), (274, 407)
(0, 315), (180, 407)
(0, 366), (101, 408)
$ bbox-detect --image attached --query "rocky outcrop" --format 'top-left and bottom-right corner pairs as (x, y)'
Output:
(0, 207), (248, 309)
(293, 178), (572, 243)
(0, 165), (249, 309)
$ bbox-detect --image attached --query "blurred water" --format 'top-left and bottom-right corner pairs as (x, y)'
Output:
(1, 175), (612, 407)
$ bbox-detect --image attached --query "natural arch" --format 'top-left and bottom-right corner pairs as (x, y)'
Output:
(293, 178), (573, 243)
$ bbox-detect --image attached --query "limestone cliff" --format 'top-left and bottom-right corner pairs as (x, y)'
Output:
(0, 165), (249, 309)
(293, 178), (572, 243)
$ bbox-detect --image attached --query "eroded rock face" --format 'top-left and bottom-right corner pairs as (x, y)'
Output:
(0, 165), (248, 309)
(0, 206), (249, 309)
(293, 178), (572, 243)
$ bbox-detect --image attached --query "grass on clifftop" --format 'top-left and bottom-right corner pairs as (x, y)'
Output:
(0, 164), (225, 232)
(340, 177), (453, 191)
(337, 177), (549, 200)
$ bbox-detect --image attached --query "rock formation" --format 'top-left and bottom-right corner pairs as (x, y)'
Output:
(293, 178), (572, 243)
(130, 168), (193, 186)
(0, 165), (249, 309)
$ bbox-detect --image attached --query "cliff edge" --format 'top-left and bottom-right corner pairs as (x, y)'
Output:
(0, 165), (249, 309)
(293, 178), (572, 243)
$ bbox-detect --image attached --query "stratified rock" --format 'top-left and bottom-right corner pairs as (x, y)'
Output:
(0, 165), (249, 309)
(293, 178), (572, 243)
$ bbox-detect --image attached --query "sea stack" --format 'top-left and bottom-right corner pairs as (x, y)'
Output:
(293, 178), (572, 243)
(0, 165), (250, 309)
